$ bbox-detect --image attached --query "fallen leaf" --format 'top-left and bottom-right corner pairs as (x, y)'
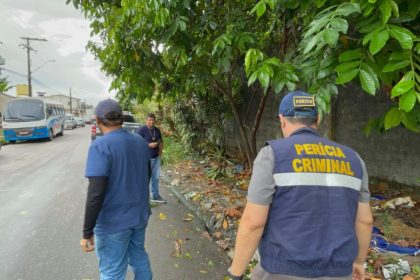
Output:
(171, 239), (183, 258)
(216, 239), (230, 250)
(199, 270), (208, 274)
(208, 260), (214, 267)
(174, 263), (180, 269)
(213, 231), (222, 239)
(159, 212), (167, 220)
(19, 211), (28, 216)
(183, 214), (194, 222)
(224, 207), (243, 218)
(223, 219), (228, 229)
(202, 231), (212, 241)
(184, 252), (193, 260)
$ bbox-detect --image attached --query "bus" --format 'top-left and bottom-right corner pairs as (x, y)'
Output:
(2, 98), (65, 143)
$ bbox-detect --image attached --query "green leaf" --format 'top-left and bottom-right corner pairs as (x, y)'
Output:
(251, 1), (267, 17)
(359, 69), (377, 95)
(358, 20), (382, 34)
(314, 0), (327, 8)
(379, 0), (392, 23)
(369, 29), (389, 55)
(390, 0), (399, 17)
(336, 68), (359, 84)
(274, 80), (285, 93)
(335, 2), (361, 16)
(265, 0), (277, 10)
(335, 61), (360, 72)
(304, 17), (329, 39)
(286, 81), (296, 91)
(384, 107), (403, 130)
(389, 25), (414, 49)
(415, 43), (420, 54)
(382, 59), (411, 72)
(339, 49), (362, 62)
(362, 63), (379, 89)
(330, 18), (348, 33)
(316, 95), (328, 112)
(401, 111), (420, 132)
(248, 71), (259, 86)
(323, 29), (339, 46)
(391, 80), (415, 98)
(303, 33), (322, 54)
(399, 90), (417, 112)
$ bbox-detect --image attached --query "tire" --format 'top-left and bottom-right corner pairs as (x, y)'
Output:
(9, 140), (16, 144)
(48, 129), (53, 141)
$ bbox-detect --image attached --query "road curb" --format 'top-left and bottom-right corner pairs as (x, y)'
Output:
(162, 173), (216, 234)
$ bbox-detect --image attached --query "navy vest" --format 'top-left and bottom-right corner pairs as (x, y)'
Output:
(259, 127), (363, 278)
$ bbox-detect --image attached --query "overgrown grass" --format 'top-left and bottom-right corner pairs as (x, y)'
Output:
(161, 136), (187, 166)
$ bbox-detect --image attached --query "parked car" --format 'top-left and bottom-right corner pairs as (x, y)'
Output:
(91, 113), (141, 140)
(75, 117), (85, 127)
(64, 114), (77, 129)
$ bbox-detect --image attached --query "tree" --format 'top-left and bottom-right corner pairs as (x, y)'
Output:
(248, 0), (420, 133)
(68, 0), (301, 167)
(68, 0), (419, 167)
(0, 77), (12, 93)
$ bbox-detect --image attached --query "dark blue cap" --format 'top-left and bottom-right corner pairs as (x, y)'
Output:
(279, 91), (318, 117)
(95, 99), (122, 119)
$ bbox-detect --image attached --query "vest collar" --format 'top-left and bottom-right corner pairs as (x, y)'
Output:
(289, 126), (320, 137)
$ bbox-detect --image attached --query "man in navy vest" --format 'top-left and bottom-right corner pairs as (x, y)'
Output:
(227, 91), (373, 280)
(137, 113), (166, 204)
(81, 99), (152, 280)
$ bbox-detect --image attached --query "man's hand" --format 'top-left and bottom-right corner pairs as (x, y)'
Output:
(148, 142), (158, 148)
(352, 262), (365, 280)
(80, 236), (95, 252)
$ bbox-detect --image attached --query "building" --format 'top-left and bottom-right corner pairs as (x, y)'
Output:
(43, 94), (85, 117)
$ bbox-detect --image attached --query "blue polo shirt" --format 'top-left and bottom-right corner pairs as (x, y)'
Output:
(85, 128), (151, 235)
(137, 125), (162, 158)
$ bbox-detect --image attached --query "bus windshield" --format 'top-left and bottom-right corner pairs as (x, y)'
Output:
(3, 99), (45, 122)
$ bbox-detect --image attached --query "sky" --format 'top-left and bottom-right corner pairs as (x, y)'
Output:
(0, 0), (115, 106)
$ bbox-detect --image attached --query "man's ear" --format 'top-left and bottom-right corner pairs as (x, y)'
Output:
(279, 114), (285, 129)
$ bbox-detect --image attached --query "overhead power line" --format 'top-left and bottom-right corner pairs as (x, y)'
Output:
(20, 37), (47, 97)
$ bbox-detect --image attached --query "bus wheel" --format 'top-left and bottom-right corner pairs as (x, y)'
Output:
(9, 140), (16, 144)
(58, 126), (64, 136)
(48, 129), (53, 141)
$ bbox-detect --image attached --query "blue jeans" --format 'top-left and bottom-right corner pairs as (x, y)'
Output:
(150, 157), (161, 199)
(95, 225), (152, 280)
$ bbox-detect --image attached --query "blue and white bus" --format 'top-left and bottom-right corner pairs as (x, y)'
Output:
(2, 98), (65, 143)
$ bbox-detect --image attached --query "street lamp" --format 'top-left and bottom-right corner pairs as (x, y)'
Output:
(32, 59), (55, 74)
(26, 59), (55, 97)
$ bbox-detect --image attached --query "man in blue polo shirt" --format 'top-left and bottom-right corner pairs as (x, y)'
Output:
(227, 91), (373, 280)
(80, 99), (152, 280)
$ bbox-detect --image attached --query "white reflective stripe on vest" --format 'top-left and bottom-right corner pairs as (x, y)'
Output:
(273, 172), (362, 191)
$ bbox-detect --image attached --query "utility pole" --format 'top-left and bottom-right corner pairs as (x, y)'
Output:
(69, 87), (72, 114)
(20, 37), (47, 97)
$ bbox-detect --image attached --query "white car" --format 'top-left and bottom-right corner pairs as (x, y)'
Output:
(64, 114), (77, 129)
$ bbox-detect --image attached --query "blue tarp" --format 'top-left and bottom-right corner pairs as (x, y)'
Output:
(371, 227), (420, 256)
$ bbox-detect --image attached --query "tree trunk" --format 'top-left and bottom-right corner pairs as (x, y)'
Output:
(250, 89), (269, 158)
(211, 80), (254, 168)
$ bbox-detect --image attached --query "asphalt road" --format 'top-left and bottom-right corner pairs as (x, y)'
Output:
(0, 126), (229, 280)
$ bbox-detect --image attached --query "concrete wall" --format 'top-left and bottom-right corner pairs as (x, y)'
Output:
(334, 84), (420, 186)
(228, 86), (420, 187)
